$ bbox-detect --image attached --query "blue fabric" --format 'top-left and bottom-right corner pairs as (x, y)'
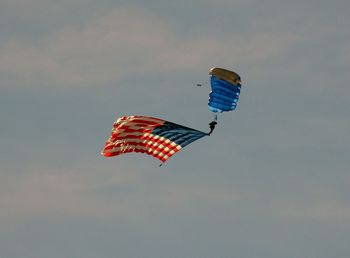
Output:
(152, 122), (207, 148)
(208, 76), (241, 113)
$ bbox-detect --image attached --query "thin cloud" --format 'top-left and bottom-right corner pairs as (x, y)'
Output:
(279, 203), (350, 221)
(0, 165), (141, 222)
(0, 162), (256, 224)
(0, 6), (301, 89)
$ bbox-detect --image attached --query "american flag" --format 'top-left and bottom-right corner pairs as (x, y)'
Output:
(101, 116), (207, 163)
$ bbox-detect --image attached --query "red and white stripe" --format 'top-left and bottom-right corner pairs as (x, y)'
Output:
(101, 116), (182, 162)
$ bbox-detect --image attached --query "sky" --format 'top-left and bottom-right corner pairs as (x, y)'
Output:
(1, 0), (350, 257)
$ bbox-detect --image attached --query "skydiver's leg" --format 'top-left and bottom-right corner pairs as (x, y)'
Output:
(208, 121), (217, 135)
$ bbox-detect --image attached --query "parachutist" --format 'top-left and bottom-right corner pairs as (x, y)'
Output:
(208, 121), (217, 135)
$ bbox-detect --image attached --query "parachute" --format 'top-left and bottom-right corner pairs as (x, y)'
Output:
(102, 116), (208, 164)
(208, 67), (242, 113)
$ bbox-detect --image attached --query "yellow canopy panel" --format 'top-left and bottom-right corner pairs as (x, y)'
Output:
(209, 67), (241, 85)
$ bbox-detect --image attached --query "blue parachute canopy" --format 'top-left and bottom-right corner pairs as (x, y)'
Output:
(208, 67), (242, 113)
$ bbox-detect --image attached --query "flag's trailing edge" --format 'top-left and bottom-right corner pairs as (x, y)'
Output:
(102, 116), (207, 163)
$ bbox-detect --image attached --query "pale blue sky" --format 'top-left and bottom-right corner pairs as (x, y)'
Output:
(1, 0), (350, 257)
